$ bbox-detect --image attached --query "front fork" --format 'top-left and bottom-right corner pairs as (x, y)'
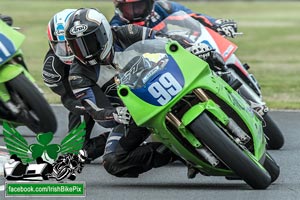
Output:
(0, 80), (23, 116)
(166, 88), (250, 167)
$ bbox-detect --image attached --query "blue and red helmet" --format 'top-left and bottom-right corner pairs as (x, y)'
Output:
(113, 0), (155, 23)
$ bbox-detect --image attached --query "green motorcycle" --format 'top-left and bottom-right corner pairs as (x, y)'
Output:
(116, 38), (279, 189)
(0, 20), (57, 133)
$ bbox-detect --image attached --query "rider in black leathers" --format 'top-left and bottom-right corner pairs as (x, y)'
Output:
(65, 8), (184, 177)
(43, 9), (108, 162)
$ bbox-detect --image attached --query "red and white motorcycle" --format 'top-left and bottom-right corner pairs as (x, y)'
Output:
(153, 11), (284, 150)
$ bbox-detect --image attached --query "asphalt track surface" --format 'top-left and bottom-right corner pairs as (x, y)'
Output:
(0, 106), (300, 200)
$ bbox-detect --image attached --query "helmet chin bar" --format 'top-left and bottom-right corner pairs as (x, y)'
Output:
(83, 54), (99, 66)
(100, 49), (114, 65)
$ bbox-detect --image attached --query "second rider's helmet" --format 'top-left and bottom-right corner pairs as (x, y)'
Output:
(65, 8), (113, 66)
(113, 0), (155, 23)
(47, 9), (76, 65)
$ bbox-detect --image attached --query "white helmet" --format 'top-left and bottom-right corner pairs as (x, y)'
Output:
(47, 9), (76, 65)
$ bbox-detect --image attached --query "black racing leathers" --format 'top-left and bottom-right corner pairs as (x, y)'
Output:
(69, 24), (156, 127)
(69, 24), (178, 177)
(102, 123), (175, 177)
(42, 49), (83, 130)
(42, 49), (107, 161)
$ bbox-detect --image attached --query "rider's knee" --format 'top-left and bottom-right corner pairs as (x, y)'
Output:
(102, 153), (138, 178)
(102, 153), (127, 177)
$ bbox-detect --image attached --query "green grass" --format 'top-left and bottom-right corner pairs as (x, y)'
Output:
(1, 1), (300, 109)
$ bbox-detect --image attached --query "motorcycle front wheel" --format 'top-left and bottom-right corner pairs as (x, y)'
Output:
(263, 113), (284, 150)
(189, 112), (271, 189)
(263, 152), (280, 183)
(7, 73), (57, 134)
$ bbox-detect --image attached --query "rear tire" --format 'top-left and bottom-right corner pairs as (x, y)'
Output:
(7, 74), (57, 133)
(263, 113), (284, 150)
(189, 113), (271, 189)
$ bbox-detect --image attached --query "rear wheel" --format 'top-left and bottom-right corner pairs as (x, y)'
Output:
(263, 113), (284, 150)
(189, 112), (271, 189)
(227, 68), (284, 150)
(7, 74), (57, 133)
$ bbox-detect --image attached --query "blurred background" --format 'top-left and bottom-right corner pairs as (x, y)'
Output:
(1, 0), (300, 109)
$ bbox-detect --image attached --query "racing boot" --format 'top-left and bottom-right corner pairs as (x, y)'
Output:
(187, 165), (198, 179)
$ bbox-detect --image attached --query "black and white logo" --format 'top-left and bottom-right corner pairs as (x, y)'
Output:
(70, 24), (88, 35)
(54, 29), (65, 36)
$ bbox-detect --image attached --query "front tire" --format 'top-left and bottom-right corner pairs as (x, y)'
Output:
(7, 74), (57, 133)
(189, 113), (271, 189)
(263, 113), (284, 150)
(264, 153), (280, 183)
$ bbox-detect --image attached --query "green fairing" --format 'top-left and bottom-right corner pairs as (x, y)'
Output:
(181, 100), (229, 126)
(118, 41), (266, 176)
(0, 63), (25, 83)
(0, 21), (35, 102)
(0, 20), (25, 62)
(0, 63), (35, 102)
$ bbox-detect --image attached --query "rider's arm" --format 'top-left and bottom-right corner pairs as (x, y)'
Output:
(42, 49), (68, 96)
(113, 23), (193, 49)
(112, 24), (156, 49)
(156, 1), (237, 38)
(42, 49), (85, 115)
(68, 60), (128, 127)
(109, 13), (127, 27)
(156, 0), (216, 28)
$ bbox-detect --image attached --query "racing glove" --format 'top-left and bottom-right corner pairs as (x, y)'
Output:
(188, 43), (226, 71)
(113, 106), (131, 125)
(188, 43), (214, 60)
(82, 99), (131, 127)
(212, 19), (238, 38)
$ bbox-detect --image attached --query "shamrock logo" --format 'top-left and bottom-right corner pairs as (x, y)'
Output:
(29, 133), (60, 161)
(2, 122), (86, 164)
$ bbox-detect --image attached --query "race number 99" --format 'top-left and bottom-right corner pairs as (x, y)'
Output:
(148, 72), (182, 105)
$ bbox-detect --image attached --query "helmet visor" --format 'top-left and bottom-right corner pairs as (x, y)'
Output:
(67, 25), (109, 65)
(50, 41), (74, 64)
(118, 1), (151, 22)
(51, 41), (73, 58)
